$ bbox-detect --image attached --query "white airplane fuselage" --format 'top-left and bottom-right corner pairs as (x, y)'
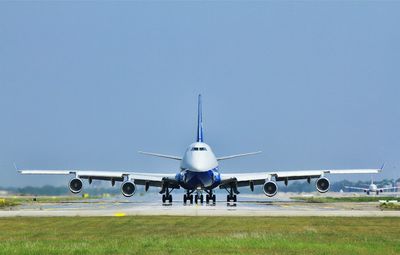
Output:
(176, 142), (221, 190)
(364, 183), (382, 195)
(368, 183), (378, 192)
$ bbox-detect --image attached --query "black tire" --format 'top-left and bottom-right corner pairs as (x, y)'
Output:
(227, 195), (230, 202)
(183, 194), (187, 204)
(190, 195), (194, 204)
(195, 195), (199, 204)
(162, 194), (166, 203)
(206, 195), (209, 203)
(212, 194), (216, 203)
(200, 195), (204, 203)
(233, 195), (237, 202)
(168, 195), (172, 203)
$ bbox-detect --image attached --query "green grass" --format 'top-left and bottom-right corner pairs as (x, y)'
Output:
(380, 203), (400, 210)
(291, 196), (399, 203)
(0, 196), (93, 208)
(0, 199), (19, 208)
(0, 216), (399, 254)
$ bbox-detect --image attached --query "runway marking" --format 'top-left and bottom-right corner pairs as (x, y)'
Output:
(114, 213), (126, 217)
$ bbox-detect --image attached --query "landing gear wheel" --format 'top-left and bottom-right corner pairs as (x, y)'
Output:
(212, 194), (216, 203)
(200, 195), (204, 203)
(226, 195), (237, 202)
(162, 194), (166, 203)
(195, 195), (199, 204)
(189, 195), (194, 204)
(206, 195), (210, 204)
(168, 195), (173, 203)
(183, 194), (187, 204)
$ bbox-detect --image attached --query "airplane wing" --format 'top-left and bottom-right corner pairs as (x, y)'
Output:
(379, 187), (397, 191)
(18, 169), (178, 188)
(344, 186), (368, 191)
(220, 168), (382, 187)
(138, 151), (182, 161)
(216, 151), (262, 161)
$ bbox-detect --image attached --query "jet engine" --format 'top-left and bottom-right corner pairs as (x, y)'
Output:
(316, 177), (330, 193)
(69, 178), (83, 194)
(121, 181), (136, 197)
(263, 181), (278, 197)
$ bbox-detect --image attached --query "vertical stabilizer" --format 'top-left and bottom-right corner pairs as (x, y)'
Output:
(197, 94), (204, 142)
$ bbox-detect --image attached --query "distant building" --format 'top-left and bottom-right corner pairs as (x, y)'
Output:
(0, 190), (9, 196)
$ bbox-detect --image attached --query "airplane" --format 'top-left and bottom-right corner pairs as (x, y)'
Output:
(17, 95), (382, 204)
(345, 178), (396, 195)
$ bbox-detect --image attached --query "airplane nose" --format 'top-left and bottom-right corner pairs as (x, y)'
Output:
(187, 157), (209, 171)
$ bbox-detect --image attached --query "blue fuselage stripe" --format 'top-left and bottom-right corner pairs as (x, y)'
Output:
(176, 169), (221, 190)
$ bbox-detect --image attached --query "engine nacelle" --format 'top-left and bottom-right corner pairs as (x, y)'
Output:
(263, 181), (278, 197)
(121, 181), (136, 197)
(69, 178), (83, 194)
(316, 177), (330, 193)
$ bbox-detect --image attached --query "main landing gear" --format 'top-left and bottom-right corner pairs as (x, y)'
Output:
(225, 185), (239, 203)
(183, 191), (194, 204)
(205, 190), (216, 204)
(183, 190), (216, 204)
(161, 186), (174, 204)
(162, 194), (172, 203)
(183, 190), (204, 204)
(227, 194), (237, 202)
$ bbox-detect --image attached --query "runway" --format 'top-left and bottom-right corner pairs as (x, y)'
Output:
(1, 193), (400, 217)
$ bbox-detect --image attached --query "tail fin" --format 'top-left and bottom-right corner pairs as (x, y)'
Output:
(197, 94), (204, 142)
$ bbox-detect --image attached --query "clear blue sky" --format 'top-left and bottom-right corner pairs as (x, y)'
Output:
(0, 2), (399, 186)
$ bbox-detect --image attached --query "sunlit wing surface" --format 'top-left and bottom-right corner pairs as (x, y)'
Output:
(221, 168), (381, 186)
(19, 170), (177, 187)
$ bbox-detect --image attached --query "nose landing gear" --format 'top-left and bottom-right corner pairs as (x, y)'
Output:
(195, 194), (204, 204)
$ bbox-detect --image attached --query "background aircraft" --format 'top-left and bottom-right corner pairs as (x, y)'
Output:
(18, 95), (381, 204)
(345, 178), (396, 195)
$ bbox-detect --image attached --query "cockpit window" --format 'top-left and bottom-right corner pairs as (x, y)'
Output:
(191, 147), (207, 151)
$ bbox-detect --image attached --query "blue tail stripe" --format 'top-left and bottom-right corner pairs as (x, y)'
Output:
(197, 94), (203, 142)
